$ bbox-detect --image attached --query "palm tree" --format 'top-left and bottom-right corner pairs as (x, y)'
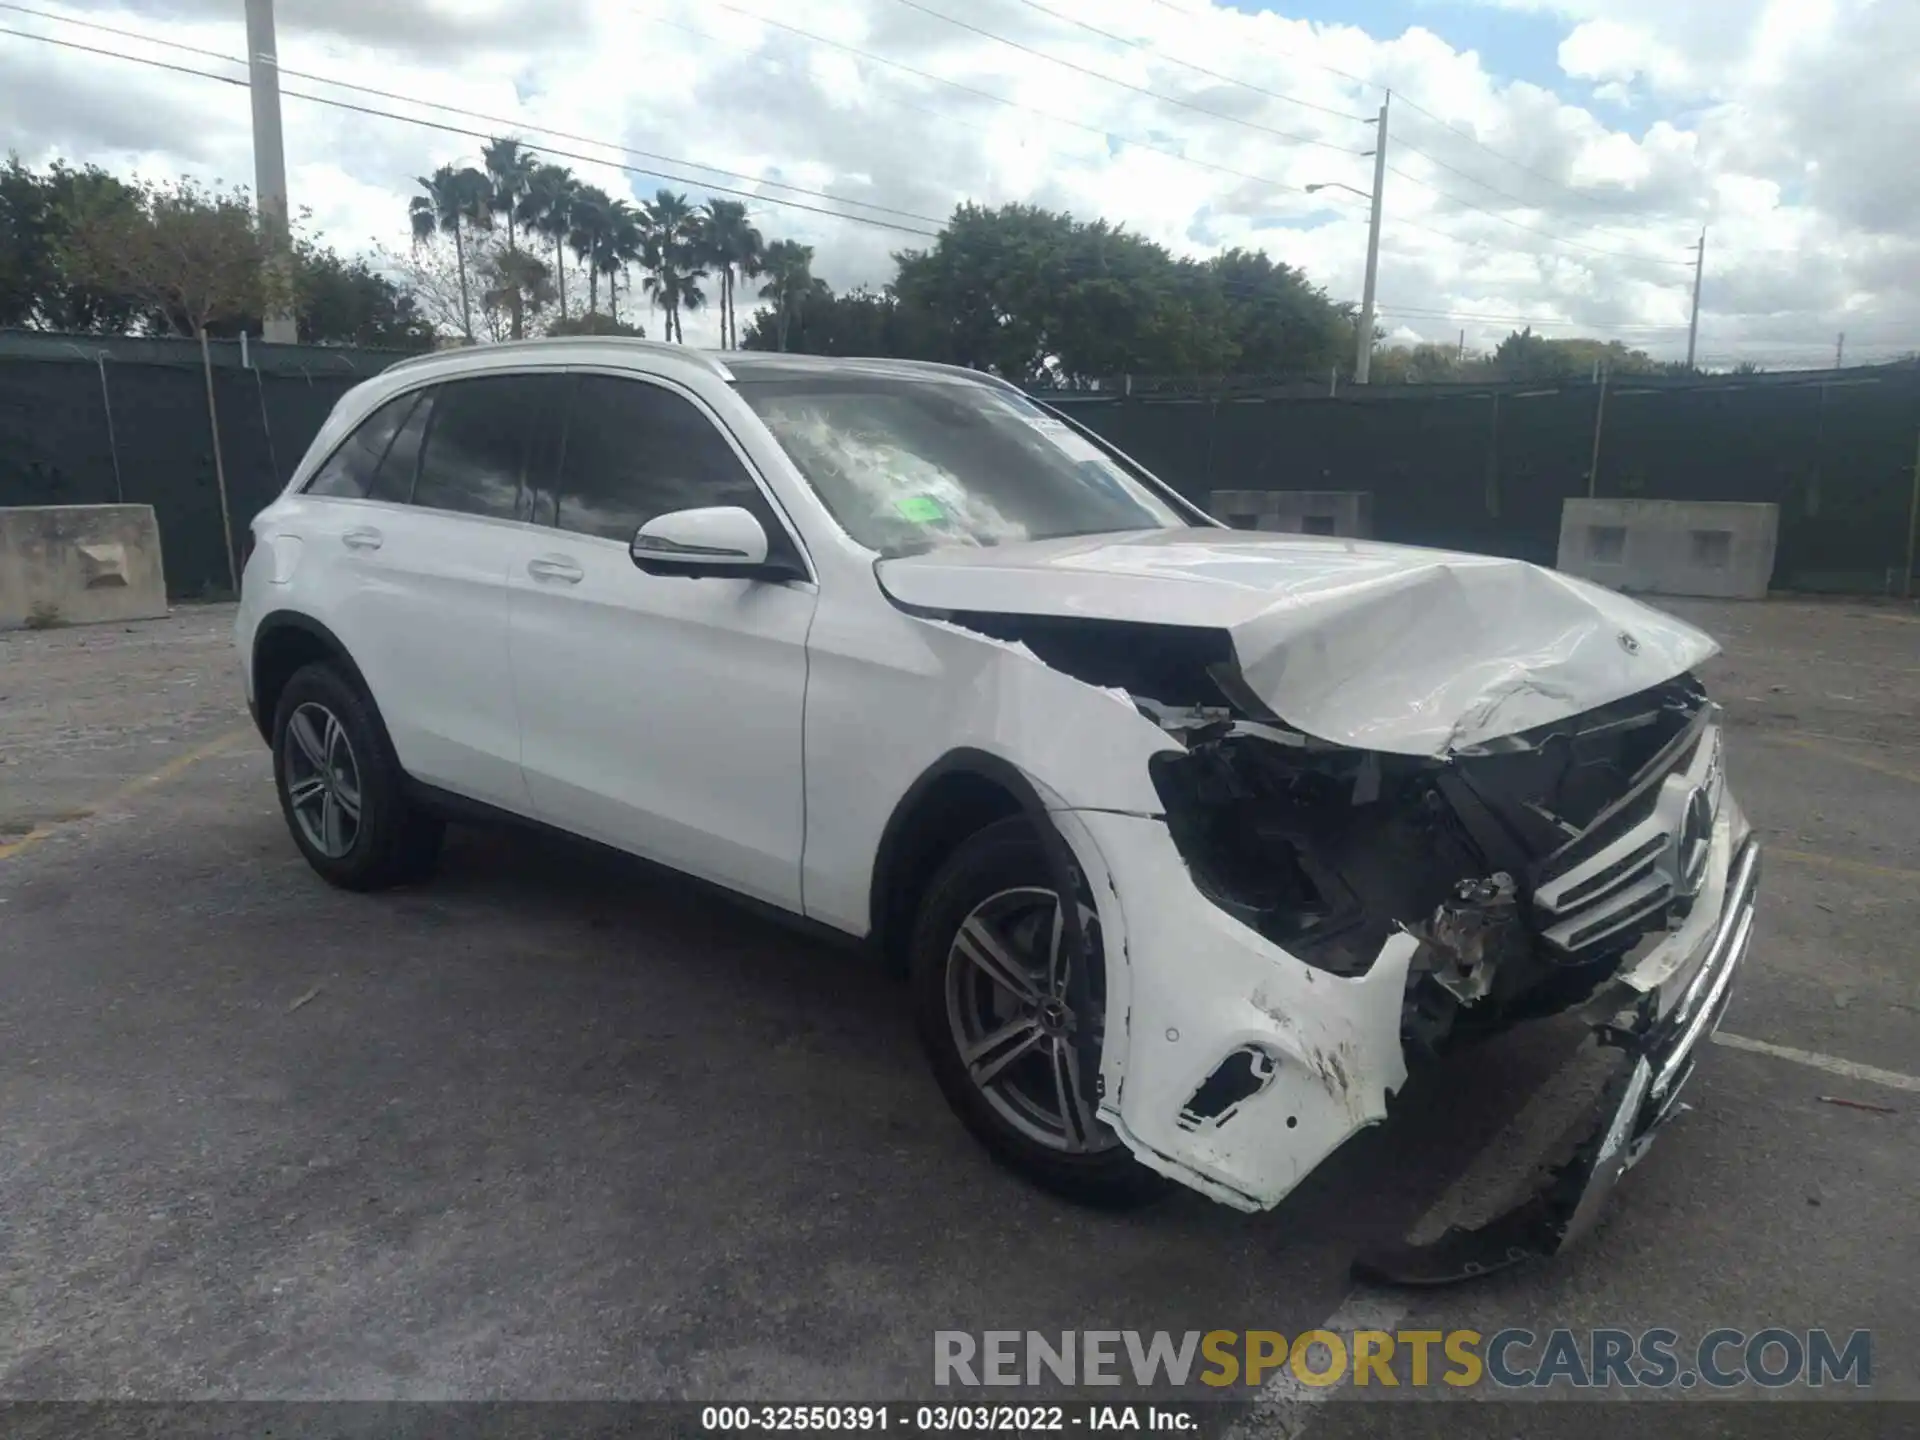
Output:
(599, 199), (645, 326)
(520, 163), (579, 320)
(408, 163), (491, 340)
(481, 137), (539, 252)
(698, 198), (763, 348)
(566, 184), (613, 315)
(758, 239), (816, 353)
(638, 190), (709, 344)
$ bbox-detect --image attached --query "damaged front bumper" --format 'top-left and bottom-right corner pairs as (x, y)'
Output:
(1059, 793), (1759, 1272)
(1353, 833), (1760, 1285)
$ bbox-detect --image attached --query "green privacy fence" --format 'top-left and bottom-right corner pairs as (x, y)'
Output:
(4, 331), (1918, 598)
(1046, 364), (1920, 594)
(0, 333), (407, 598)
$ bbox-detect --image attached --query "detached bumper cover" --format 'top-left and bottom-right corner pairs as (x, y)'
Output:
(1352, 836), (1761, 1286)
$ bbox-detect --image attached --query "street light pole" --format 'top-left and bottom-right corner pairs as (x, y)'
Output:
(1355, 93), (1390, 384)
(245, 0), (298, 344)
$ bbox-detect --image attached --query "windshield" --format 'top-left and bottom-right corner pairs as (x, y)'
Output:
(731, 372), (1188, 556)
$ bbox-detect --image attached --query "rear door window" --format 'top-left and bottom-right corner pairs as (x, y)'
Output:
(304, 392), (420, 500)
(413, 373), (564, 521)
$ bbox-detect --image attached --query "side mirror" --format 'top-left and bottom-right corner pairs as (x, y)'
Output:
(630, 505), (779, 578)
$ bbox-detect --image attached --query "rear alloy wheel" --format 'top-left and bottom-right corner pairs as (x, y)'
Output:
(283, 701), (362, 860)
(911, 817), (1163, 1207)
(272, 661), (443, 891)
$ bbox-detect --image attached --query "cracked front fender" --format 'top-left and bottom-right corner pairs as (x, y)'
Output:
(1058, 807), (1413, 1212)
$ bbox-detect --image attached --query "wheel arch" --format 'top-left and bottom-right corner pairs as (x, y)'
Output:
(250, 611), (378, 746)
(867, 748), (1092, 978)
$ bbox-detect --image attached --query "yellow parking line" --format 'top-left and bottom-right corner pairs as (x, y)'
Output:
(0, 726), (256, 861)
(1771, 847), (1920, 883)
(1769, 731), (1920, 787)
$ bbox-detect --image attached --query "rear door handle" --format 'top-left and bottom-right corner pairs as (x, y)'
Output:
(527, 555), (584, 585)
(341, 527), (383, 551)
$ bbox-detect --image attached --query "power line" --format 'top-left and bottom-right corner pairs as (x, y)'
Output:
(1391, 93), (1633, 210)
(1135, 0), (1373, 89)
(0, 21), (944, 237)
(659, 0), (1331, 200)
(661, 0), (1696, 272)
(1377, 306), (1691, 334)
(996, 0), (1364, 121)
(877, 0), (1366, 155)
(1385, 163), (1693, 266)
(1389, 135), (1674, 249)
(0, 2), (945, 229)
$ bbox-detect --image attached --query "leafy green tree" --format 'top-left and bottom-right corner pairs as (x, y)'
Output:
(60, 176), (290, 593)
(1489, 328), (1672, 381)
(1204, 247), (1351, 377)
(1, 158), (147, 331)
(294, 244), (432, 349)
(884, 203), (1353, 384)
(408, 163), (490, 340)
(546, 311), (645, 338)
(697, 198), (762, 348)
(1370, 342), (1473, 385)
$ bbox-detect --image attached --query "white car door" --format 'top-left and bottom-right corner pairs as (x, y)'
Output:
(303, 372), (561, 813)
(506, 370), (816, 912)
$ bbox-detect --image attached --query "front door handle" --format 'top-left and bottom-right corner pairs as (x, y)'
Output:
(527, 555), (584, 584)
(341, 527), (383, 551)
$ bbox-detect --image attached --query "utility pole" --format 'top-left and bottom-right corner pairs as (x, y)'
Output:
(1835, 332), (1846, 369)
(246, 0), (298, 344)
(1684, 229), (1706, 372)
(1354, 93), (1390, 384)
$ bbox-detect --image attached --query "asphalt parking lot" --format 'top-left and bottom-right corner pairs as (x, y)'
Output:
(2, 598), (1915, 1424)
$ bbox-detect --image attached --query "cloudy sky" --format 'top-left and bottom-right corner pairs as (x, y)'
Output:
(1, 0), (1915, 365)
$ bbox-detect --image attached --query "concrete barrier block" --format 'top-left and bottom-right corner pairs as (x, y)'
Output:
(1211, 490), (1373, 537)
(1558, 498), (1778, 600)
(0, 505), (170, 629)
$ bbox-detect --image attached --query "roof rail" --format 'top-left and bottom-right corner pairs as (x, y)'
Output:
(381, 336), (736, 380)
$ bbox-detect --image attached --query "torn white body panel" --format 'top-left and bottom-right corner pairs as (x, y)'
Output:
(877, 529), (1719, 756)
(1063, 808), (1413, 1211)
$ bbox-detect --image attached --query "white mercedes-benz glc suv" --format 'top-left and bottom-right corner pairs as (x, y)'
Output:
(236, 339), (1758, 1278)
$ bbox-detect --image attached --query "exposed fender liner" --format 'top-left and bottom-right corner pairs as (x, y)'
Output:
(869, 748), (1092, 986)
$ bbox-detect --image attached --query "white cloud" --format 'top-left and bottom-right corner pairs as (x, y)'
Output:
(0, 0), (1914, 366)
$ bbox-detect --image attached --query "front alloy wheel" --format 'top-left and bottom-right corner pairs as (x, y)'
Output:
(911, 817), (1162, 1207)
(945, 886), (1116, 1156)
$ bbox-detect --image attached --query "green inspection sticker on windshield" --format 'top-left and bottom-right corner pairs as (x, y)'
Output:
(895, 494), (946, 523)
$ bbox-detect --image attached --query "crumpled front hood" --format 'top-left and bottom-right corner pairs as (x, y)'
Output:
(875, 528), (1719, 756)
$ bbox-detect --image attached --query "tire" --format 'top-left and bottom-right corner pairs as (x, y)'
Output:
(910, 816), (1165, 1208)
(271, 660), (443, 891)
